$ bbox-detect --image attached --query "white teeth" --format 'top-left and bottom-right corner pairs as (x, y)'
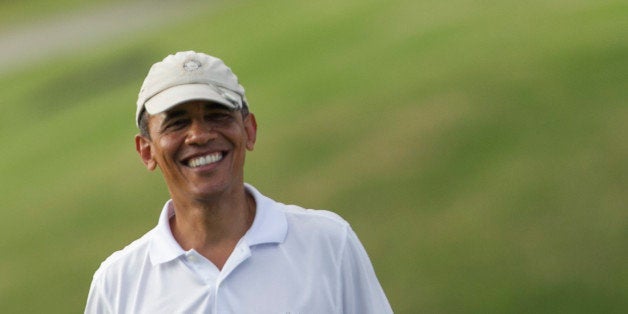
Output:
(188, 153), (223, 168)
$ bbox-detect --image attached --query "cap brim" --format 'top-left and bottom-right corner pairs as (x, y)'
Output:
(144, 83), (239, 115)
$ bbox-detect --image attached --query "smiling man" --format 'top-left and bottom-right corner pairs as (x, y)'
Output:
(85, 51), (393, 314)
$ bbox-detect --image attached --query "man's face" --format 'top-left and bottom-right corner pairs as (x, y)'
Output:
(135, 101), (257, 202)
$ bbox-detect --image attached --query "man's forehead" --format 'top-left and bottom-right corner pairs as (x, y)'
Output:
(163, 101), (233, 116)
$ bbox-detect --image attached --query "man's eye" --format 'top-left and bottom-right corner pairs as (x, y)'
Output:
(166, 119), (188, 129)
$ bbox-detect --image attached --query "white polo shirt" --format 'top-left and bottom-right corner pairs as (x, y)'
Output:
(85, 184), (392, 314)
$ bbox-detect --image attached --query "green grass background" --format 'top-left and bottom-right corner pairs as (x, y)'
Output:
(1, 0), (627, 313)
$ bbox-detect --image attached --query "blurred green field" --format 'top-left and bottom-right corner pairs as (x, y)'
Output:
(1, 0), (627, 313)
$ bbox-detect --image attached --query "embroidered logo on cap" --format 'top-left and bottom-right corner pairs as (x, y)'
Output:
(183, 60), (201, 71)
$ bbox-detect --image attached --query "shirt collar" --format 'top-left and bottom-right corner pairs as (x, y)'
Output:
(242, 183), (288, 246)
(148, 183), (288, 265)
(148, 201), (185, 265)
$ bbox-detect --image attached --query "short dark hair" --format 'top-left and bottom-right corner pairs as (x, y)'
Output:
(241, 100), (250, 118)
(137, 102), (250, 139)
(138, 108), (150, 138)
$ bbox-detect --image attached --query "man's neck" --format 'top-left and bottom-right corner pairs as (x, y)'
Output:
(168, 187), (256, 270)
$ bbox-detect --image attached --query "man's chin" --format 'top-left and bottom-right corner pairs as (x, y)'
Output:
(188, 181), (234, 201)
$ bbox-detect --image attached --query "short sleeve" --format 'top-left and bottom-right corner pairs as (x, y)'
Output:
(84, 275), (113, 314)
(339, 226), (393, 314)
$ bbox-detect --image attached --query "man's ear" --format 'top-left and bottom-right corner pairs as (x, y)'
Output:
(135, 134), (157, 171)
(244, 113), (257, 151)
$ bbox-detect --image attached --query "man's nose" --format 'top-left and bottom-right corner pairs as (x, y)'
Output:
(184, 120), (216, 145)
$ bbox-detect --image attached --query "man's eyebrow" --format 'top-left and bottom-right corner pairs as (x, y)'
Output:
(160, 109), (188, 127)
(164, 109), (187, 120)
(161, 102), (232, 125)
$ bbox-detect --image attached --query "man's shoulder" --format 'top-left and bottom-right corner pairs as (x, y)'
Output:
(91, 229), (154, 281)
(276, 202), (351, 238)
(251, 184), (350, 235)
(282, 204), (348, 226)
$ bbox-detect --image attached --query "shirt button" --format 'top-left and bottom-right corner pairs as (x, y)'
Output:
(187, 254), (198, 263)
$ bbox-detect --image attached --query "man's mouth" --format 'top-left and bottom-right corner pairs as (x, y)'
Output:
(186, 152), (224, 168)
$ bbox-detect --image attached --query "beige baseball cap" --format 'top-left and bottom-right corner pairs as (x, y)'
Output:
(136, 51), (247, 127)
